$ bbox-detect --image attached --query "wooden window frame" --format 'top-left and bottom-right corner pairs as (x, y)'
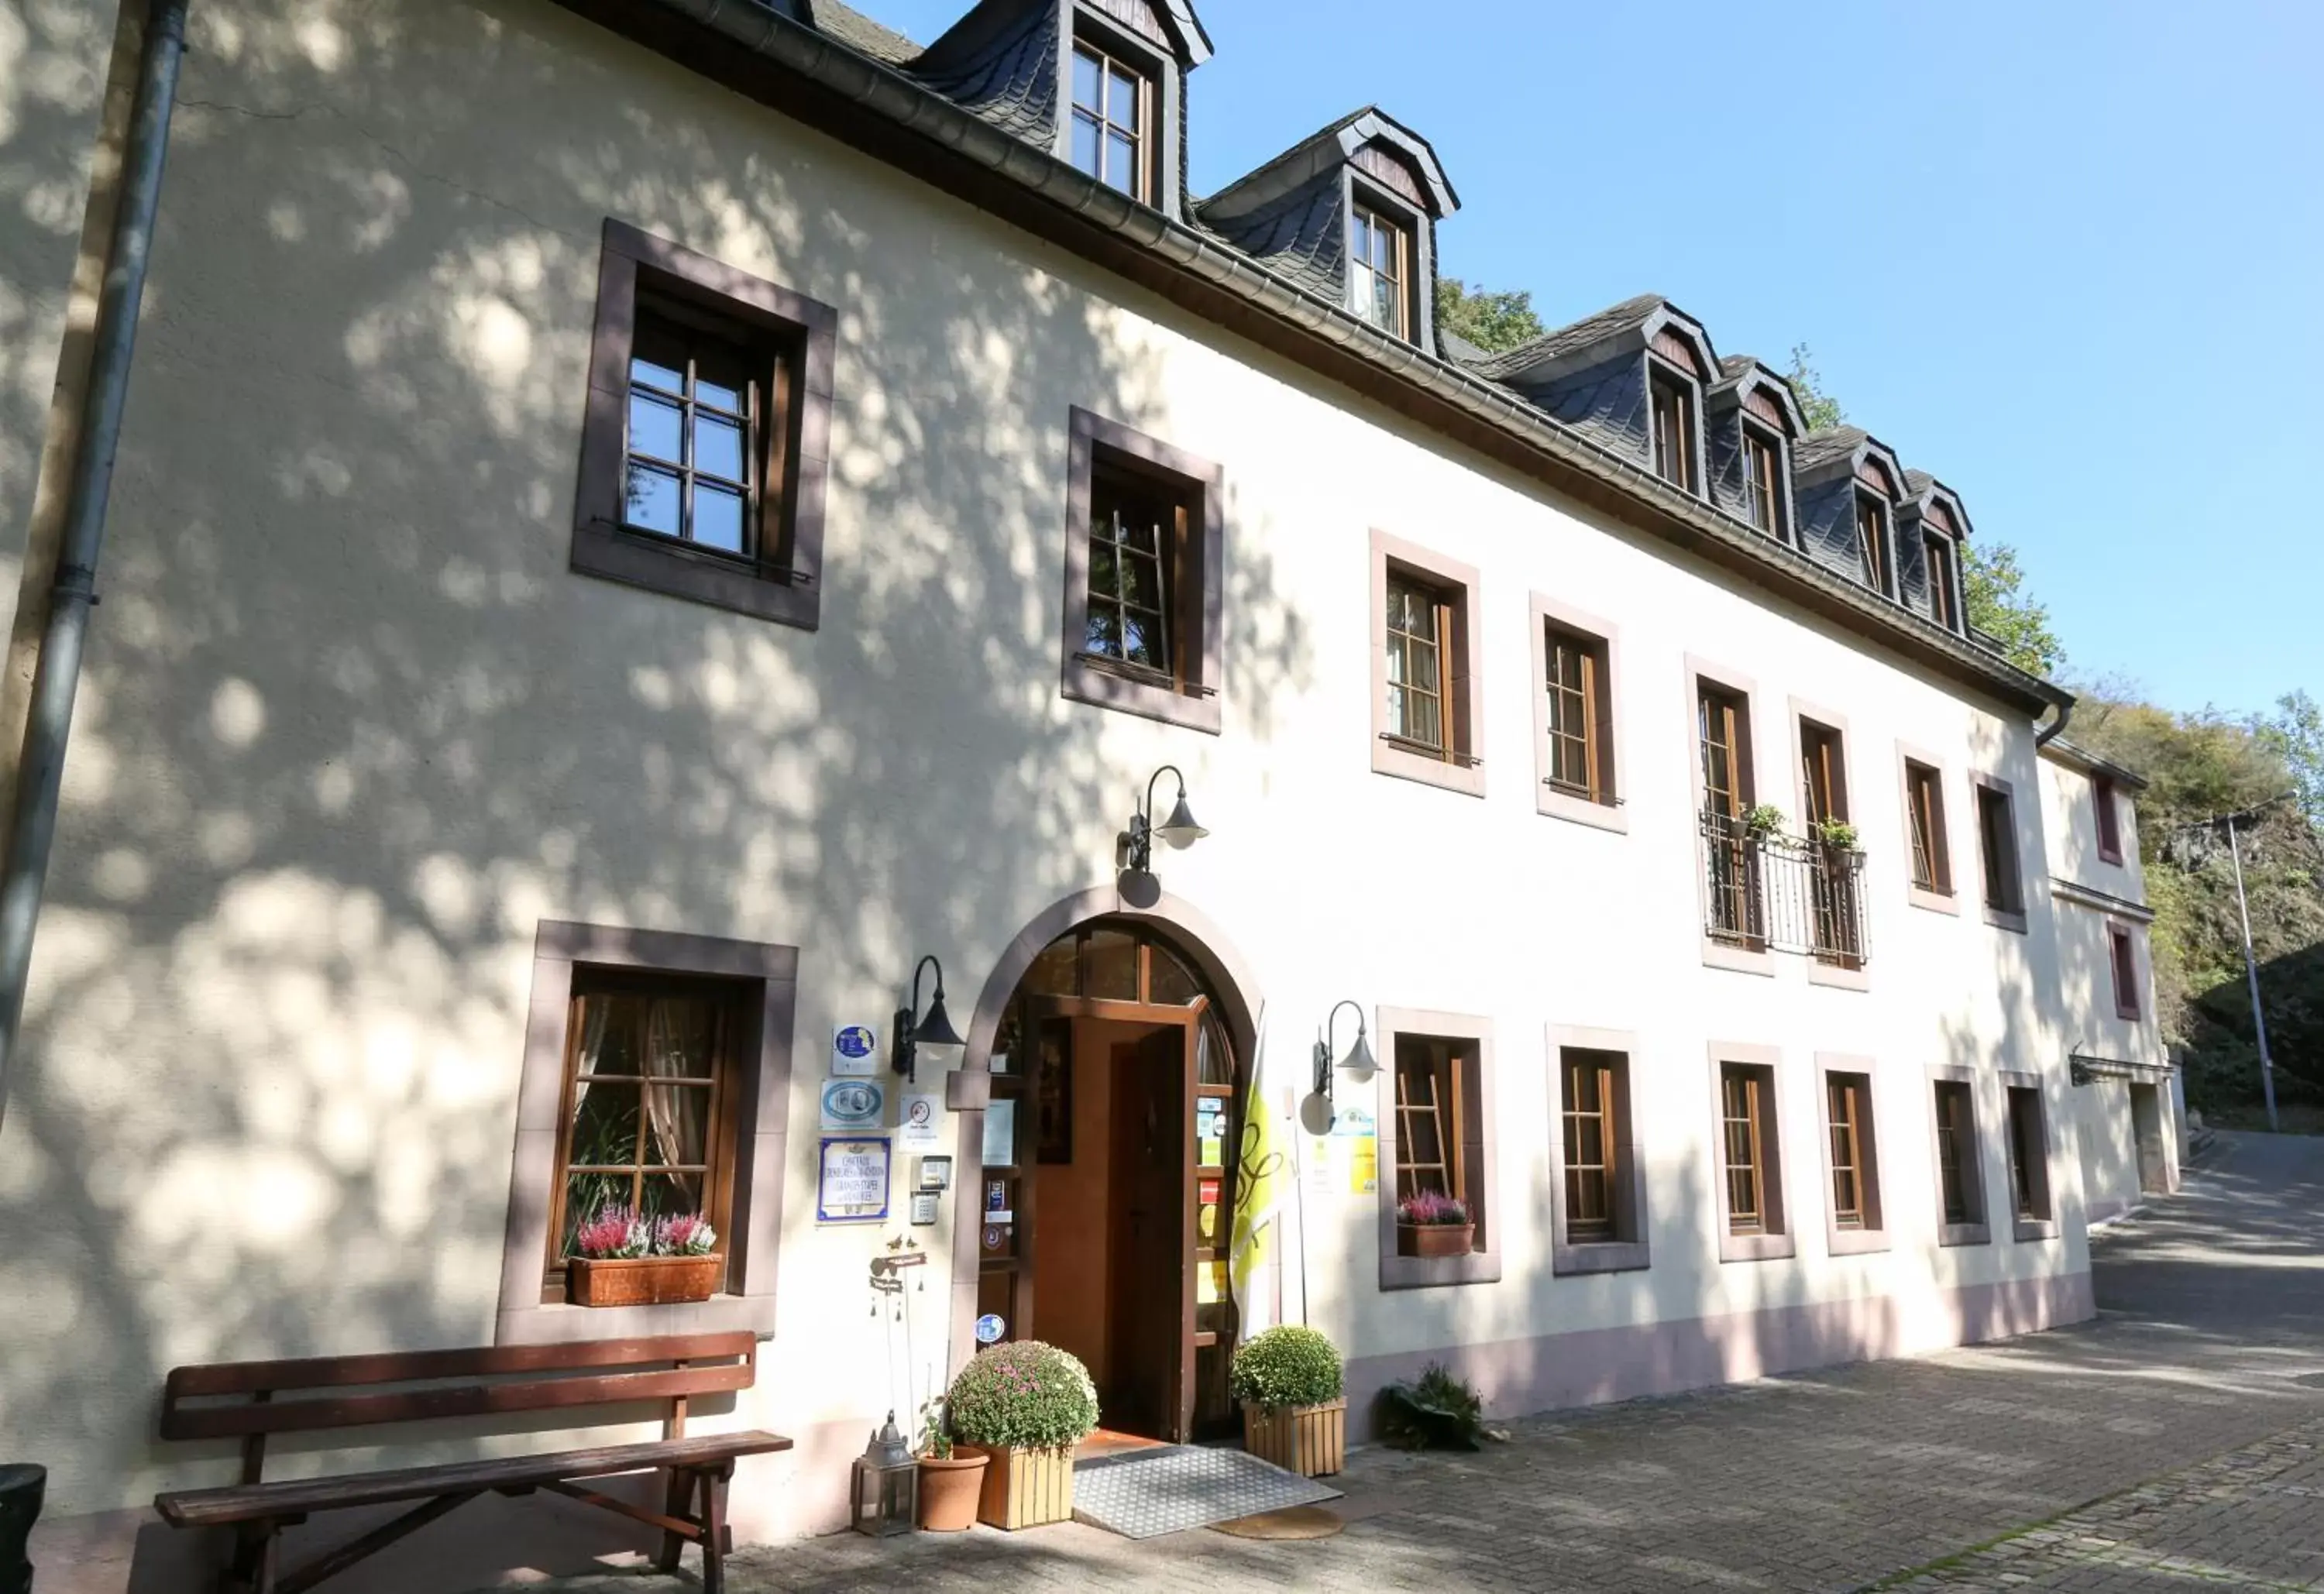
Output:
(574, 219), (834, 630)
(1548, 1026), (1650, 1275)
(2109, 922), (2144, 1020)
(1686, 658), (1771, 976)
(1854, 492), (1895, 598)
(1371, 531), (1485, 796)
(1348, 198), (1412, 342)
(1923, 531), (1960, 630)
(1972, 773), (2028, 932)
(1927, 1065), (1991, 1247)
(2094, 774), (2125, 865)
(496, 921), (797, 1344)
(1818, 1058), (1888, 1255)
(2002, 1072), (2058, 1240)
(1648, 362), (1700, 494)
(1529, 595), (1624, 832)
(1059, 407), (1225, 733)
(1792, 699), (1868, 990)
(1897, 745), (1958, 913)
(1740, 422), (1786, 538)
(1374, 1008), (1499, 1290)
(1709, 1044), (1792, 1262)
(1067, 34), (1157, 204)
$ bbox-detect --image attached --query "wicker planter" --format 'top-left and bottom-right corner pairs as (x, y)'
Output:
(1241, 1398), (1346, 1477)
(566, 1254), (721, 1307)
(1396, 1221), (1474, 1259)
(963, 1442), (1074, 1530)
(916, 1451), (990, 1531)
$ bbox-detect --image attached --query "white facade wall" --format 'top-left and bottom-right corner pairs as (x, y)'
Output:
(2, 1), (2112, 1582)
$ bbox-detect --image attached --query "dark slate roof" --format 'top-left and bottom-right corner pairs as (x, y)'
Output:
(1793, 425), (1871, 472)
(1460, 294), (1665, 381)
(1192, 170), (1343, 304)
(909, 0), (1058, 143)
(1719, 355), (1756, 380)
(1201, 105), (1458, 222)
(1903, 469), (1936, 497)
(813, 0), (920, 64)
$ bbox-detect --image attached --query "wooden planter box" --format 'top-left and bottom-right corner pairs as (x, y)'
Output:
(566, 1254), (721, 1308)
(1242, 1398), (1346, 1477)
(1397, 1221), (1474, 1259)
(961, 1443), (1074, 1530)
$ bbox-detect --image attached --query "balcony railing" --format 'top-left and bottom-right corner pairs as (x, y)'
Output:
(1700, 810), (1871, 967)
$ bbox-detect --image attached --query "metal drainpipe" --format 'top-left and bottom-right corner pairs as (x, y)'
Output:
(0, 0), (189, 1138)
(2034, 696), (2073, 747)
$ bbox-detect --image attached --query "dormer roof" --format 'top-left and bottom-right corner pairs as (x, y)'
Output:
(806, 0), (920, 64)
(1708, 356), (1807, 438)
(1795, 424), (1906, 499)
(1902, 469), (1975, 541)
(1201, 106), (1458, 225)
(1465, 294), (1716, 387)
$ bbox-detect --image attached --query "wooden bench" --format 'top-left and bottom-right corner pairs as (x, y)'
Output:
(153, 1331), (789, 1594)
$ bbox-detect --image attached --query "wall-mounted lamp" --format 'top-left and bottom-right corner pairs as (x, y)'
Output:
(1116, 764), (1208, 906)
(891, 954), (964, 1084)
(1298, 998), (1376, 1135)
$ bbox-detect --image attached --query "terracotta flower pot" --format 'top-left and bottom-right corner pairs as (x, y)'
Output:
(916, 1450), (990, 1531)
(964, 1442), (1074, 1530)
(566, 1253), (721, 1307)
(1241, 1398), (1346, 1477)
(1396, 1221), (1474, 1259)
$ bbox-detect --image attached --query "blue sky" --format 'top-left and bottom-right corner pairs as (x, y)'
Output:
(866, 1), (2321, 719)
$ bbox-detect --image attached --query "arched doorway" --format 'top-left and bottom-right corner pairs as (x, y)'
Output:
(968, 916), (1247, 1443)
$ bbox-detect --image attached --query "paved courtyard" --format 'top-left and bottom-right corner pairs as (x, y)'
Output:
(507, 1132), (2324, 1592)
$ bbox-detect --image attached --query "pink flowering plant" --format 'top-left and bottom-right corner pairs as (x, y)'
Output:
(944, 1341), (1098, 1454)
(572, 1204), (717, 1260)
(1396, 1190), (1470, 1228)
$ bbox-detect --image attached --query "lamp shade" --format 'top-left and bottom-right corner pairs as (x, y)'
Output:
(1337, 1028), (1377, 1082)
(913, 991), (966, 1049)
(1153, 792), (1208, 850)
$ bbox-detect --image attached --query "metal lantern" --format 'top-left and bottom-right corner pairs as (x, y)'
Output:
(850, 1411), (918, 1537)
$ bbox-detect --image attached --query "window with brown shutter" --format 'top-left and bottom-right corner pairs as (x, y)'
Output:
(2110, 924), (2143, 1019)
(1651, 369), (1697, 492)
(1976, 782), (2025, 920)
(2095, 775), (2124, 864)
(1349, 202), (1411, 341)
(1741, 425), (1784, 535)
(1855, 493), (1893, 596)
(2006, 1085), (2052, 1224)
(1721, 1063), (1772, 1236)
(1543, 624), (1613, 804)
(1824, 1072), (1879, 1232)
(1905, 760), (1952, 895)
(1373, 533), (1484, 795)
(1923, 532), (1959, 629)
(1931, 1078), (1985, 1235)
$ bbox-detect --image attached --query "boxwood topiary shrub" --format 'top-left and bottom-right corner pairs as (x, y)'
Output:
(946, 1341), (1099, 1454)
(1229, 1325), (1344, 1411)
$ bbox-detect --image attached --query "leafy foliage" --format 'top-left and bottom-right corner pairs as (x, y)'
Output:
(1434, 277), (1545, 354)
(945, 1341), (1098, 1453)
(1229, 1325), (1344, 1410)
(1783, 342), (1846, 433)
(2257, 689), (2324, 830)
(1377, 1362), (1487, 1451)
(1962, 541), (2064, 677)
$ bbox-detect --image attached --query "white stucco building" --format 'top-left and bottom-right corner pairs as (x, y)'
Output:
(0, 0), (2171, 1585)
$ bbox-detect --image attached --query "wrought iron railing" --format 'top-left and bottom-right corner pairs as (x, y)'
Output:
(1699, 811), (1871, 966)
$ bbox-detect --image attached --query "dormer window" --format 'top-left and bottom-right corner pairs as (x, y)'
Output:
(1349, 201), (1411, 340)
(1071, 39), (1153, 201)
(1741, 426), (1783, 535)
(1854, 493), (1893, 597)
(1924, 532), (1959, 629)
(1649, 368), (1697, 493)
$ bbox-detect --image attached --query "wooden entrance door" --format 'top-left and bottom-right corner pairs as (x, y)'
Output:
(1103, 1025), (1191, 1440)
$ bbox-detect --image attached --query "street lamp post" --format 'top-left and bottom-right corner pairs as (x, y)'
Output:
(2223, 816), (2280, 1133)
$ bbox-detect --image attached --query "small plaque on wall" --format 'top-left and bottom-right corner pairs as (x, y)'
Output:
(816, 1135), (891, 1224)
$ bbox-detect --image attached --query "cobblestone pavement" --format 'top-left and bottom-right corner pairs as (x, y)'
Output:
(497, 1132), (2324, 1593)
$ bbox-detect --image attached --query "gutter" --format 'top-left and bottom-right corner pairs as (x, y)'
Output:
(611, 0), (2067, 720)
(0, 0), (188, 1135)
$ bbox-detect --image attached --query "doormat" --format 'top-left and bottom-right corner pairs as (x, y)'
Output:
(1072, 1446), (1342, 1540)
(1210, 1503), (1345, 1541)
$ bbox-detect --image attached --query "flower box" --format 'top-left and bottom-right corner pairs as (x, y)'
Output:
(566, 1253), (721, 1308)
(1242, 1398), (1345, 1477)
(1396, 1221), (1474, 1259)
(965, 1443), (1074, 1530)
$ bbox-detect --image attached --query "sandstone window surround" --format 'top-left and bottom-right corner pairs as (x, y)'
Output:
(572, 219), (836, 630)
(1818, 1057), (1889, 1256)
(2003, 1071), (2059, 1242)
(1529, 594), (1624, 832)
(1710, 1043), (1793, 1263)
(1927, 1065), (1992, 1248)
(1548, 1025), (1650, 1276)
(1972, 771), (2029, 933)
(496, 920), (796, 1344)
(2110, 922), (2144, 1020)
(1371, 531), (1485, 796)
(1374, 1007), (1500, 1290)
(1897, 742), (1959, 916)
(1058, 407), (1225, 734)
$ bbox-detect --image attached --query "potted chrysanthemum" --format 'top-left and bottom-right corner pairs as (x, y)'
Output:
(1395, 1190), (1473, 1258)
(944, 1342), (1098, 1530)
(1231, 1326), (1346, 1476)
(565, 1206), (721, 1307)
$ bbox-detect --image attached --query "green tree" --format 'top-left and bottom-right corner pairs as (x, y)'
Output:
(2257, 689), (2323, 831)
(1433, 277), (1545, 354)
(1783, 342), (1846, 431)
(1961, 541), (2064, 677)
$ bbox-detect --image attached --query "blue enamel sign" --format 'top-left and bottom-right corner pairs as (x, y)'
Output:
(975, 1314), (1006, 1345)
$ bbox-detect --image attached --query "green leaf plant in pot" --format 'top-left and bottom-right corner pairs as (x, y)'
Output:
(944, 1342), (1098, 1530)
(1814, 816), (1860, 852)
(1745, 802), (1788, 842)
(913, 1395), (988, 1532)
(1230, 1326), (1346, 1477)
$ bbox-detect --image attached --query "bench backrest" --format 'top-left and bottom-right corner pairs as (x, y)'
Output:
(160, 1332), (758, 1482)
